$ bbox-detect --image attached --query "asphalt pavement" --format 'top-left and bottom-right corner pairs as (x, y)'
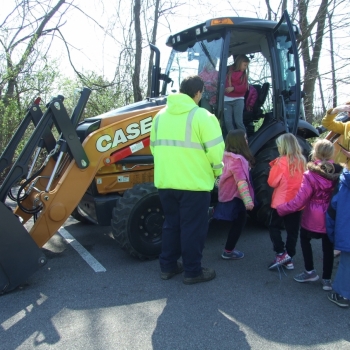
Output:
(1, 217), (349, 350)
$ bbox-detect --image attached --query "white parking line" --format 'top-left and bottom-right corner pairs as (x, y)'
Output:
(58, 227), (106, 272)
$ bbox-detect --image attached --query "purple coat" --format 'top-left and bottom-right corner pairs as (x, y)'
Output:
(277, 161), (341, 234)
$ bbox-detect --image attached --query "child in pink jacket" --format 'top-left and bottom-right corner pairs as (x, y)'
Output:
(213, 129), (255, 259)
(267, 134), (306, 270)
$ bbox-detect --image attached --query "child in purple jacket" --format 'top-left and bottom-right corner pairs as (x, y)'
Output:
(213, 129), (255, 259)
(277, 139), (342, 290)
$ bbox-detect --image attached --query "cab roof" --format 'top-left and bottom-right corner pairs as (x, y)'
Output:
(166, 17), (287, 53)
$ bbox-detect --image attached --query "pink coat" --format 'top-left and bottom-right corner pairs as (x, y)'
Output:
(224, 70), (248, 98)
(198, 67), (218, 105)
(268, 156), (304, 208)
(277, 161), (341, 233)
(218, 151), (254, 202)
(245, 85), (258, 110)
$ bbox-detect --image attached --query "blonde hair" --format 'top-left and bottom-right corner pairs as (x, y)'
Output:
(311, 138), (334, 162)
(276, 133), (306, 175)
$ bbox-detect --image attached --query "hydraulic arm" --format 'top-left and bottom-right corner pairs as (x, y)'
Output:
(0, 88), (161, 294)
(0, 89), (91, 294)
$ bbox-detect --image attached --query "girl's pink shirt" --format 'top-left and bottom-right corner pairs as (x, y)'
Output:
(224, 70), (248, 98)
(218, 151), (254, 202)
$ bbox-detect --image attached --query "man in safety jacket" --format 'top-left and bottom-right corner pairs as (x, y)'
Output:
(150, 75), (224, 285)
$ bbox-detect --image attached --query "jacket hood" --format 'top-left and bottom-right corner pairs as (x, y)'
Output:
(165, 93), (197, 115)
(224, 151), (244, 159)
(307, 161), (342, 181)
(269, 156), (288, 167)
(340, 168), (350, 188)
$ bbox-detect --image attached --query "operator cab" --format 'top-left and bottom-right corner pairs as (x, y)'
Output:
(160, 12), (303, 152)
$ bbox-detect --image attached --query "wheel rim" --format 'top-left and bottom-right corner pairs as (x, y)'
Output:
(138, 207), (163, 242)
(128, 193), (164, 250)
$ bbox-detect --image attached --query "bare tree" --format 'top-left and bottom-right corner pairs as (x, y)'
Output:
(296, 0), (330, 123)
(295, 0), (350, 122)
(328, 5), (337, 107)
(146, 0), (160, 97)
(0, 0), (73, 152)
(133, 0), (143, 102)
(135, 0), (184, 99)
(0, 0), (68, 107)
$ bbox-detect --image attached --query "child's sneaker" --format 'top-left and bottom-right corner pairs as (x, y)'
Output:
(321, 279), (332, 291)
(328, 292), (349, 308)
(294, 270), (319, 283)
(268, 251), (291, 269)
(221, 249), (244, 260)
(283, 260), (294, 270)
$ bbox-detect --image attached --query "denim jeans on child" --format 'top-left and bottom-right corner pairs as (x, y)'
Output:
(224, 99), (245, 133)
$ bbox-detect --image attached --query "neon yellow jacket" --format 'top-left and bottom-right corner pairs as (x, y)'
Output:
(150, 93), (224, 191)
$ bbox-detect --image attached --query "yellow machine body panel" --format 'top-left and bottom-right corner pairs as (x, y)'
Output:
(22, 105), (162, 247)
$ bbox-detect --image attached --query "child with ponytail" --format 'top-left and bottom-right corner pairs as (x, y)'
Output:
(267, 133), (306, 270)
(213, 129), (255, 259)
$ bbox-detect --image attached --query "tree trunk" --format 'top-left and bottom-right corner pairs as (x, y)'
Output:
(297, 0), (329, 123)
(147, 0), (160, 97)
(328, 10), (337, 107)
(132, 0), (143, 102)
(265, 0), (272, 20)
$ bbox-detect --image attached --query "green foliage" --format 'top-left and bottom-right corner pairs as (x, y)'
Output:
(0, 58), (60, 157)
(57, 71), (134, 120)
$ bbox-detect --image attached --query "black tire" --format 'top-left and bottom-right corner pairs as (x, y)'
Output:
(250, 135), (311, 227)
(70, 207), (93, 224)
(111, 183), (163, 260)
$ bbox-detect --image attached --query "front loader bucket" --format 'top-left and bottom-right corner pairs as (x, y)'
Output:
(0, 203), (46, 294)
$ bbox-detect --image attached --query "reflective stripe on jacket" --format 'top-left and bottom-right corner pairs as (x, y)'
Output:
(150, 93), (224, 191)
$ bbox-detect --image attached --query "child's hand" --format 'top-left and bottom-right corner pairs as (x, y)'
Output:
(225, 87), (234, 93)
(245, 203), (254, 211)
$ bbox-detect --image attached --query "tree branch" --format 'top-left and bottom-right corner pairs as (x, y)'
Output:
(15, 0), (67, 75)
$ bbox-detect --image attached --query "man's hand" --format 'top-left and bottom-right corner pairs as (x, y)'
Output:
(225, 87), (234, 93)
(332, 105), (350, 114)
(340, 147), (350, 158)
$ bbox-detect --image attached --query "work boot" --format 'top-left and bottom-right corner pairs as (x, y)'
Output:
(183, 267), (216, 285)
(160, 261), (183, 280)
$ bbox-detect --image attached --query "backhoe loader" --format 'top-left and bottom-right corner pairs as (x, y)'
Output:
(0, 11), (320, 293)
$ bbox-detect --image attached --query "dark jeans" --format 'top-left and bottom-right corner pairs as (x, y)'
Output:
(300, 227), (334, 279)
(268, 209), (301, 257)
(158, 189), (211, 278)
(225, 207), (247, 251)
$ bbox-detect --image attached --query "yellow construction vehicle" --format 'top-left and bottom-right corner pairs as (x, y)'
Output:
(0, 11), (320, 293)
